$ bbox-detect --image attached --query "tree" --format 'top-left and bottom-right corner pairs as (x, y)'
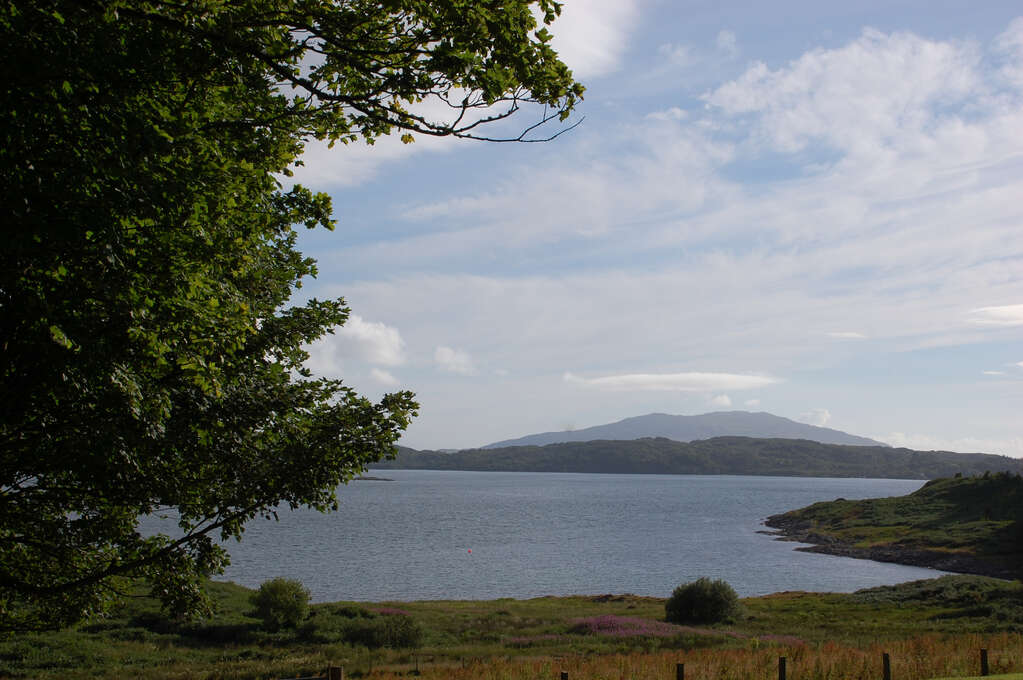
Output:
(0, 0), (582, 631)
(665, 578), (742, 625)
(251, 578), (311, 631)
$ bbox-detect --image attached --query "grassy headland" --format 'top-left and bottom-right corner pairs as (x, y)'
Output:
(765, 473), (1023, 579)
(2, 575), (1022, 679)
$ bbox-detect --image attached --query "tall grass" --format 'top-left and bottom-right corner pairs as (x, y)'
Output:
(360, 633), (1022, 680)
(4, 577), (1021, 679)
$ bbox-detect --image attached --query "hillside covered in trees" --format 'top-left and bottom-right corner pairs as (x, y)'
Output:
(371, 437), (1023, 479)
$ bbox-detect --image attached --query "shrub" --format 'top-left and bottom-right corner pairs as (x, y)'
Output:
(665, 577), (741, 624)
(345, 613), (423, 648)
(251, 578), (310, 631)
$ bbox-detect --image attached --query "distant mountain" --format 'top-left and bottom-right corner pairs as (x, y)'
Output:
(373, 437), (1023, 480)
(483, 411), (886, 449)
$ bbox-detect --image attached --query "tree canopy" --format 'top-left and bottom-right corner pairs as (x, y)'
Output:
(0, 0), (582, 630)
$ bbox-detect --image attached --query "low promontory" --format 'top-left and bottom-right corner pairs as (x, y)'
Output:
(764, 473), (1023, 580)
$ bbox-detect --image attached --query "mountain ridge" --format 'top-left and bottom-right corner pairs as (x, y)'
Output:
(483, 410), (887, 449)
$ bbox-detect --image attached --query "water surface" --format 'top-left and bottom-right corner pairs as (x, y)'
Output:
(170, 471), (951, 601)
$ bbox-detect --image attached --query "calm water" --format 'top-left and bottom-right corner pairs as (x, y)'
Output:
(152, 470), (951, 602)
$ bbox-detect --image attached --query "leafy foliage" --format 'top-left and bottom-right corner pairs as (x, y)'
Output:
(665, 578), (742, 625)
(251, 578), (310, 632)
(0, 0), (581, 630)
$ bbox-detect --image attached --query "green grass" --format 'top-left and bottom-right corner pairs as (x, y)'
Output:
(1, 576), (1022, 679)
(770, 474), (1023, 575)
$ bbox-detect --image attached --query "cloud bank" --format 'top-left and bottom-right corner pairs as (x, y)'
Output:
(435, 346), (477, 375)
(564, 371), (779, 392)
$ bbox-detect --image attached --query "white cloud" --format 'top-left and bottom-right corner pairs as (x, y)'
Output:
(646, 107), (688, 121)
(370, 368), (400, 386)
(710, 394), (732, 407)
(388, 114), (735, 252)
(982, 370), (1005, 376)
(354, 23), (1023, 296)
(826, 331), (867, 340)
(995, 17), (1023, 87)
(1018, 361), (1023, 369)
(745, 399), (761, 408)
(548, 0), (642, 78)
(658, 42), (694, 67)
(968, 304), (1023, 326)
(563, 371), (779, 392)
(703, 28), (980, 157)
(799, 408), (832, 427)
(716, 30), (738, 59)
(435, 346), (476, 375)
(305, 315), (405, 377)
(336, 315), (406, 365)
(880, 432), (1023, 458)
(288, 122), (458, 189)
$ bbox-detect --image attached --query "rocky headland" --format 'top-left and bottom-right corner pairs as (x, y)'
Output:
(762, 513), (1018, 580)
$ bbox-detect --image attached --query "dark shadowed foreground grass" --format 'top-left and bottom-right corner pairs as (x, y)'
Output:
(1, 576), (1021, 679)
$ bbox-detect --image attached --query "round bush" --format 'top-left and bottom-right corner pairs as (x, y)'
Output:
(665, 577), (741, 624)
(251, 577), (310, 631)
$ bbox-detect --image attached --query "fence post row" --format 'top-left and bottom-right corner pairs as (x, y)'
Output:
(283, 647), (1009, 680)
(544, 648), (1009, 680)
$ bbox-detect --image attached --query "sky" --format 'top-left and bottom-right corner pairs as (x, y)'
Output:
(289, 1), (1023, 456)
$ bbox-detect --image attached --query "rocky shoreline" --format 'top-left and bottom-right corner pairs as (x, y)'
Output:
(762, 514), (1017, 581)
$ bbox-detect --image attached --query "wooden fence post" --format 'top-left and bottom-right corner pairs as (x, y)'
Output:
(980, 649), (989, 677)
(883, 653), (891, 680)
(327, 665), (343, 680)
(779, 656), (787, 680)
(677, 662), (685, 680)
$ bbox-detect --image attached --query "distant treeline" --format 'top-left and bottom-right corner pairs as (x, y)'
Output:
(371, 436), (1023, 479)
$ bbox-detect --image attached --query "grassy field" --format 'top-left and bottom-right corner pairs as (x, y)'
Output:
(1, 575), (1022, 679)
